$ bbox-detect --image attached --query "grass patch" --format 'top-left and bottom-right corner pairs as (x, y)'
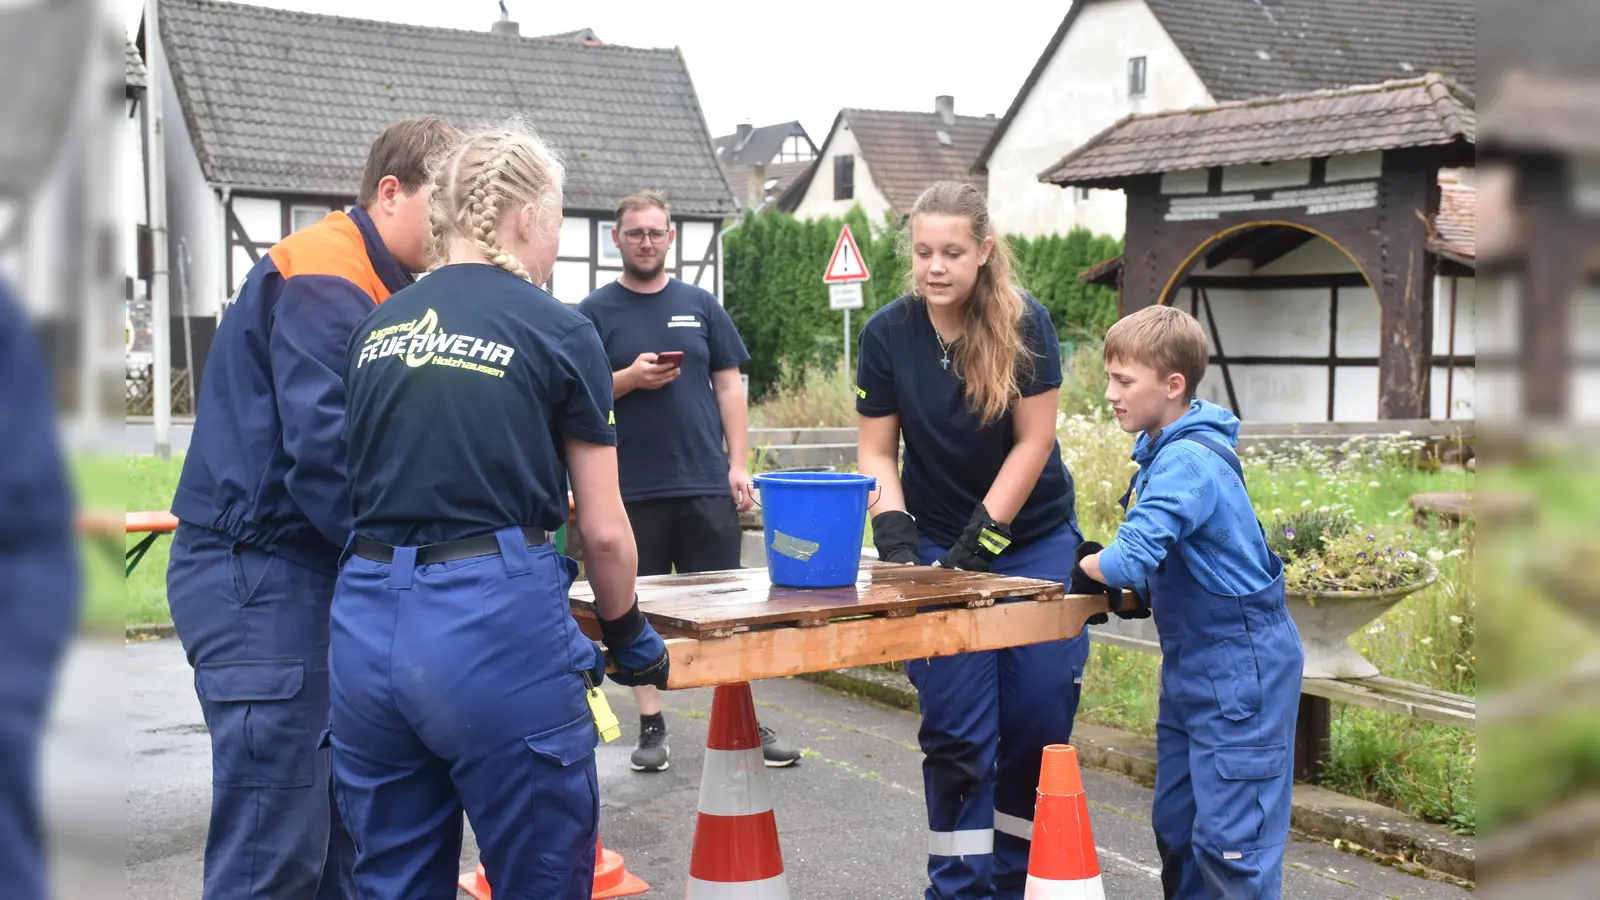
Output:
(749, 360), (856, 429)
(1323, 707), (1476, 834)
(123, 454), (182, 627)
(72, 454), (128, 634)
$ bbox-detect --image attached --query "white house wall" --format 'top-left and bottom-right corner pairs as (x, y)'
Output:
(156, 43), (225, 319)
(123, 95), (147, 299)
(1196, 238), (1382, 419)
(548, 213), (594, 305)
(985, 0), (1212, 239)
(789, 119), (894, 221)
(550, 215), (723, 305)
(1186, 239), (1479, 423)
(678, 220), (718, 290)
(1430, 274), (1475, 420)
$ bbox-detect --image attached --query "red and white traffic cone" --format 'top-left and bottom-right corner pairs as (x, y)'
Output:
(1023, 745), (1106, 899)
(685, 682), (789, 898)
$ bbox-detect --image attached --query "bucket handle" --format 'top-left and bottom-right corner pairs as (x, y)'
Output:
(748, 483), (882, 511)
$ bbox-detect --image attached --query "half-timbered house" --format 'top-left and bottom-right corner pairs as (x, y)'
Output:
(148, 0), (736, 389)
(1045, 75), (1477, 423)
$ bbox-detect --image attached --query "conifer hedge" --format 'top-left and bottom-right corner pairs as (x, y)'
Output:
(722, 207), (1123, 400)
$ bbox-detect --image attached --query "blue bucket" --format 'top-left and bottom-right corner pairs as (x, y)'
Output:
(753, 471), (877, 588)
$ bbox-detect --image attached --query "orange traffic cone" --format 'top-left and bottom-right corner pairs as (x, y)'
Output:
(459, 862), (490, 900)
(685, 682), (789, 898)
(592, 834), (650, 898)
(457, 830), (649, 899)
(1023, 745), (1105, 899)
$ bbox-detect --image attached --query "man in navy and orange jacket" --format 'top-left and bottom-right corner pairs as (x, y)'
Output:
(166, 117), (460, 900)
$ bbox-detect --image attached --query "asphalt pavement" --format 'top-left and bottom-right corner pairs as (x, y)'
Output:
(114, 637), (1472, 899)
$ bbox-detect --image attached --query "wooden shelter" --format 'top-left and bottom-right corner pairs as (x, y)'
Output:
(1477, 69), (1600, 421)
(1043, 75), (1476, 420)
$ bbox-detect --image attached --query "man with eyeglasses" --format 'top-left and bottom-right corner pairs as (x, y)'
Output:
(577, 191), (801, 773)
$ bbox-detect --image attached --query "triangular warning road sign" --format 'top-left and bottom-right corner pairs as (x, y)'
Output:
(823, 225), (871, 283)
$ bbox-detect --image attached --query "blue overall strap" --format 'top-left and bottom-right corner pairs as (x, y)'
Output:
(1117, 434), (1245, 512)
(1179, 434), (1244, 481)
(1117, 470), (1138, 512)
(1179, 434), (1270, 541)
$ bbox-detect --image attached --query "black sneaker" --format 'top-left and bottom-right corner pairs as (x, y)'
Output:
(759, 724), (800, 767)
(631, 719), (670, 772)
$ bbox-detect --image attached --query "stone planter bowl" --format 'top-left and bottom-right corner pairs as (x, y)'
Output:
(1285, 560), (1439, 679)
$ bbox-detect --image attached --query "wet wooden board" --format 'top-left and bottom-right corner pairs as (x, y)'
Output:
(620, 593), (1113, 689)
(568, 562), (1066, 638)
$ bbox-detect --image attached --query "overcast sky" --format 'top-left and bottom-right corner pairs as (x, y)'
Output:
(123, 0), (1068, 144)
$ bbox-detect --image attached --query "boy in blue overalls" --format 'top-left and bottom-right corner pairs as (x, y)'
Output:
(1075, 305), (1303, 899)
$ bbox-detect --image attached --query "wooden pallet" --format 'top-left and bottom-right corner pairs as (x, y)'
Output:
(572, 562), (1064, 637)
(569, 563), (1104, 690)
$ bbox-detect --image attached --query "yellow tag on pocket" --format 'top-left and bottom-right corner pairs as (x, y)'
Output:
(588, 687), (621, 743)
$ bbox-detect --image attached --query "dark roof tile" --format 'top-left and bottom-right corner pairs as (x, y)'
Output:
(158, 0), (735, 215)
(713, 121), (809, 168)
(126, 38), (148, 89)
(843, 108), (998, 214)
(978, 0), (1475, 171)
(1145, 0), (1475, 101)
(1041, 74), (1474, 187)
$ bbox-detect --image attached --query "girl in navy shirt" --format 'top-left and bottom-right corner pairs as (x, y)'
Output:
(857, 180), (1091, 899)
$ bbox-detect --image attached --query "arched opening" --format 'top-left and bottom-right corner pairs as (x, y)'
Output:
(1153, 220), (1392, 423)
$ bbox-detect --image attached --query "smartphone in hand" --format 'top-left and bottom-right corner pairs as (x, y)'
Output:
(656, 351), (684, 368)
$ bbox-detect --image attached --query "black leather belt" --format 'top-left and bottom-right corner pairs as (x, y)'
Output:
(353, 527), (550, 565)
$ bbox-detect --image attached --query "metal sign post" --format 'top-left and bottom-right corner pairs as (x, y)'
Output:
(823, 226), (870, 379)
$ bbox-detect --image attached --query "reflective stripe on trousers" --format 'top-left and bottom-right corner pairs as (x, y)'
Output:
(910, 521), (1090, 900)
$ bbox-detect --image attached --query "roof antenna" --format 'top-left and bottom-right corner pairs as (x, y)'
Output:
(492, 1), (519, 36)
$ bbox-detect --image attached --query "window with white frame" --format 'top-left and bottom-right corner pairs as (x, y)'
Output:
(291, 205), (330, 233)
(598, 220), (624, 262)
(1128, 56), (1148, 97)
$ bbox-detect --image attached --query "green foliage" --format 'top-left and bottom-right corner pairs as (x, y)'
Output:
(1280, 527), (1436, 595)
(1263, 506), (1358, 560)
(722, 207), (1122, 400)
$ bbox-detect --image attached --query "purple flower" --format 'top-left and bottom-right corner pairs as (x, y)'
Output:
(1309, 564), (1319, 572)
(1357, 552), (1367, 560)
(1367, 535), (1377, 542)
(1284, 528), (1297, 539)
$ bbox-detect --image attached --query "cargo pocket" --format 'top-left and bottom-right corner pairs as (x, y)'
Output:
(1200, 632), (1263, 721)
(524, 713), (600, 875)
(1202, 744), (1290, 855)
(194, 660), (313, 788)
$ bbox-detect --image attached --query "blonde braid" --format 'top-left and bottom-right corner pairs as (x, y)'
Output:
(425, 118), (565, 282)
(467, 150), (532, 281)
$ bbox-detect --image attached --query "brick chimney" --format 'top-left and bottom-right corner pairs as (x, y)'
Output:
(492, 0), (520, 36)
(935, 95), (955, 126)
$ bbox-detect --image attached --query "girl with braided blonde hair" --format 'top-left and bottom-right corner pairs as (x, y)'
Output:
(425, 118), (567, 282)
(331, 118), (666, 898)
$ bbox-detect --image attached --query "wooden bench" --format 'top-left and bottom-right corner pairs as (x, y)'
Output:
(1088, 627), (1474, 782)
(123, 510), (179, 577)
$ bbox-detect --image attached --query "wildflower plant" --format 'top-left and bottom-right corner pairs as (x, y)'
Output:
(1281, 527), (1436, 594)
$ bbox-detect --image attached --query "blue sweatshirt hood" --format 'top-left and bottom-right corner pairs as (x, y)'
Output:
(1131, 400), (1241, 468)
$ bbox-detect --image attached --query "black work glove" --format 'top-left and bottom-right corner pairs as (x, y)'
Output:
(872, 510), (920, 565)
(933, 505), (1012, 573)
(587, 640), (607, 687)
(597, 597), (669, 689)
(1070, 541), (1151, 625)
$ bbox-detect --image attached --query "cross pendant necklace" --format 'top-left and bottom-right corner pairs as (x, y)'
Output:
(934, 330), (953, 370)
